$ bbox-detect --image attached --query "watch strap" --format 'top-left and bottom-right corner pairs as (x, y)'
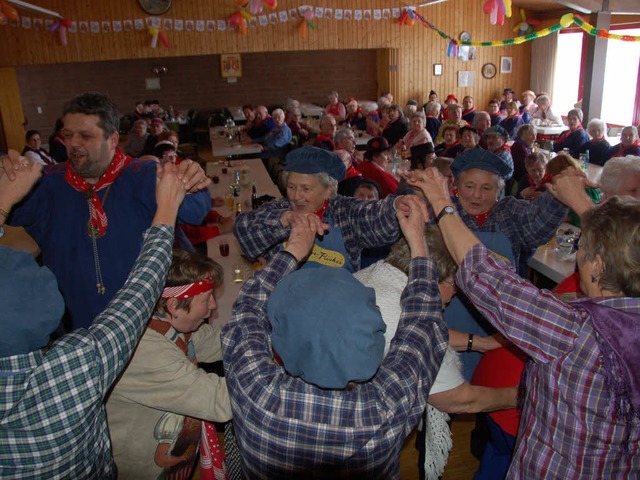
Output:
(435, 205), (457, 224)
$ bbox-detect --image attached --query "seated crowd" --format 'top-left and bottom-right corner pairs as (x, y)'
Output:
(1, 87), (639, 480)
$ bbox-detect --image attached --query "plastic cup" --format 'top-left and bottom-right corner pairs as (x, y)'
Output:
(219, 242), (230, 257)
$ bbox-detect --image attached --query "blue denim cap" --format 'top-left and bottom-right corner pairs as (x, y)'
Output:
(268, 266), (386, 389)
(0, 247), (64, 357)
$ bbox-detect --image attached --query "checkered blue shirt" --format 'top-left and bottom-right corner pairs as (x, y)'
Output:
(0, 225), (173, 479)
(460, 243), (640, 478)
(222, 252), (447, 478)
(233, 195), (401, 271)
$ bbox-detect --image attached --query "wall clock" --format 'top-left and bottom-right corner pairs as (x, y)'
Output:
(459, 31), (471, 42)
(482, 63), (497, 79)
(139, 0), (172, 15)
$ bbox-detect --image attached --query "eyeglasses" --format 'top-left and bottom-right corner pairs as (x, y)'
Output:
(163, 153), (177, 159)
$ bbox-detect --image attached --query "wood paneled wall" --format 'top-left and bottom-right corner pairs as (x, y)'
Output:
(0, 0), (536, 148)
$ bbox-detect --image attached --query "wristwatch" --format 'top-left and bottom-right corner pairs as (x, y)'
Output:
(436, 205), (457, 224)
(0, 224), (4, 239)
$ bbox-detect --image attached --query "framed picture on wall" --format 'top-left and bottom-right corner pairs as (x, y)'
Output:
(433, 64), (443, 76)
(500, 56), (513, 74)
(221, 53), (242, 78)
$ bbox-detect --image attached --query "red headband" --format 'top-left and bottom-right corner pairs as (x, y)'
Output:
(161, 276), (214, 299)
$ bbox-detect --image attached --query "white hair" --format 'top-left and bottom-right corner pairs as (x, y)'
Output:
(600, 156), (640, 197)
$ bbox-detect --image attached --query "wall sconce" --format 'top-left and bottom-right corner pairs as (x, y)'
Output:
(152, 65), (168, 76)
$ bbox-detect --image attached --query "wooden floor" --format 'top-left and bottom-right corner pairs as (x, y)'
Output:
(195, 146), (480, 479)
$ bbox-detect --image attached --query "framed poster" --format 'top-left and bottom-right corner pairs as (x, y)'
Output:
(500, 56), (513, 74)
(221, 53), (242, 78)
(433, 64), (443, 76)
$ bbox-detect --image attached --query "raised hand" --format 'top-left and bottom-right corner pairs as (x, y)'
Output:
(152, 163), (188, 227)
(399, 167), (451, 213)
(396, 195), (429, 258)
(280, 210), (327, 237)
(176, 159), (211, 193)
(0, 152), (42, 210)
(284, 213), (326, 262)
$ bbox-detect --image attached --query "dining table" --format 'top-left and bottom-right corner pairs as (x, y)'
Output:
(528, 222), (580, 285)
(210, 126), (262, 159)
(298, 102), (325, 118)
(205, 159), (282, 327)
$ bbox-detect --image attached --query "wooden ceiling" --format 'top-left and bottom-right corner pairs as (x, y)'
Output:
(511, 0), (640, 15)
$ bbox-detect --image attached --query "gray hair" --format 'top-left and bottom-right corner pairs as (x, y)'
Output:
(334, 128), (355, 145)
(411, 111), (426, 121)
(600, 156), (640, 198)
(473, 111), (491, 128)
(586, 118), (607, 136)
(282, 170), (338, 197)
(272, 108), (285, 120)
(386, 224), (458, 281)
(424, 101), (440, 116)
(535, 95), (550, 106)
(567, 108), (583, 123)
(623, 126), (639, 140)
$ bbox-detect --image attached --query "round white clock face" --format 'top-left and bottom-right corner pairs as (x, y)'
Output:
(139, 0), (172, 15)
(459, 31), (471, 42)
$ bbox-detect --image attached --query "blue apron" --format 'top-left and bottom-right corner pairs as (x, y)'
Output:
(445, 230), (515, 381)
(298, 212), (354, 272)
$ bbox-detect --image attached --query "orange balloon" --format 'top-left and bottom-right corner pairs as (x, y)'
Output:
(406, 17), (415, 26)
(299, 20), (307, 40)
(1, 2), (18, 21)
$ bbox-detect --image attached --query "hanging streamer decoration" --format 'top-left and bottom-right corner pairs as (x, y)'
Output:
(513, 8), (540, 36)
(408, 10), (639, 57)
(149, 26), (170, 48)
(298, 8), (315, 40)
(48, 18), (73, 46)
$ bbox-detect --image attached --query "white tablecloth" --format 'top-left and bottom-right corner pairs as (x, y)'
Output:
(205, 159), (281, 327)
(528, 222), (580, 284)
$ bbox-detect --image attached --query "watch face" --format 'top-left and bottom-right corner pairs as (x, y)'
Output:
(139, 0), (172, 15)
(482, 63), (497, 79)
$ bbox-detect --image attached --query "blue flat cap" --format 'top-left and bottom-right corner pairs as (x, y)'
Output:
(0, 247), (64, 357)
(483, 125), (509, 138)
(268, 267), (386, 389)
(451, 148), (513, 179)
(284, 146), (347, 181)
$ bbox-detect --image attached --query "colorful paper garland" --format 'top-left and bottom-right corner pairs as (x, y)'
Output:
(404, 10), (640, 57)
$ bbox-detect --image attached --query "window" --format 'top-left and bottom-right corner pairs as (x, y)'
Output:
(553, 26), (640, 127)
(601, 28), (640, 126)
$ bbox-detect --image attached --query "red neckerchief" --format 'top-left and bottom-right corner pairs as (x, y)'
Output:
(383, 118), (398, 131)
(344, 165), (361, 180)
(615, 140), (640, 157)
(493, 143), (511, 154)
(529, 173), (552, 191)
(314, 199), (329, 220)
(26, 147), (56, 166)
(470, 207), (494, 226)
(557, 125), (583, 144)
(462, 107), (476, 116)
(348, 110), (362, 122)
(65, 148), (131, 237)
(315, 133), (335, 149)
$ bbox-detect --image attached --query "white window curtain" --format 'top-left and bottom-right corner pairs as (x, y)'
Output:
(530, 31), (558, 100)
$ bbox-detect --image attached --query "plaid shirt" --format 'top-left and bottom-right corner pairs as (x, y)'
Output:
(454, 191), (568, 270)
(222, 252), (447, 479)
(459, 243), (640, 478)
(0, 225), (173, 479)
(233, 195), (401, 271)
